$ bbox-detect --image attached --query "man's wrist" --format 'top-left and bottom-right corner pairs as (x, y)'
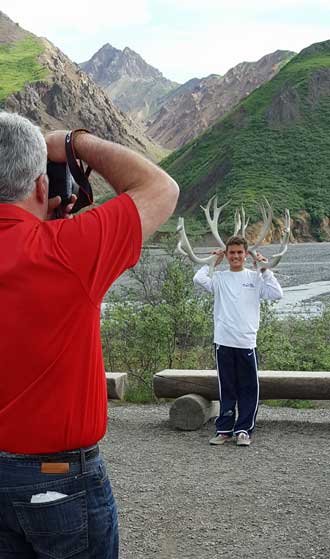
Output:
(72, 129), (91, 160)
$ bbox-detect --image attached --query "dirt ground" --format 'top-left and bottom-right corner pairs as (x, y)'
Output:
(100, 403), (330, 559)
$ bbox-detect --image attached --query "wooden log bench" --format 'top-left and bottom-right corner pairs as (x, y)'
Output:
(153, 369), (330, 430)
(106, 372), (128, 400)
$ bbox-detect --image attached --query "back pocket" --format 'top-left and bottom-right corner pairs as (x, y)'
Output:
(13, 490), (88, 559)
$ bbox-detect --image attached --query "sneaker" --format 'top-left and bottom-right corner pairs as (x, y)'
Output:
(209, 433), (233, 445)
(236, 433), (251, 446)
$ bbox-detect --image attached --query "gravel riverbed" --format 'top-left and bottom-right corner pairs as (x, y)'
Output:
(100, 402), (330, 559)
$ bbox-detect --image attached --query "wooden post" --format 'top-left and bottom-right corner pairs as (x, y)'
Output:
(169, 394), (220, 431)
(106, 372), (128, 400)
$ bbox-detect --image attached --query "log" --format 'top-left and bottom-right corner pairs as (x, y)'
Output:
(259, 371), (330, 399)
(154, 370), (330, 400)
(154, 370), (217, 400)
(169, 394), (220, 431)
(106, 372), (128, 400)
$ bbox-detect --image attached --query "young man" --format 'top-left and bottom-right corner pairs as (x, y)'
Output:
(193, 236), (283, 446)
(0, 112), (179, 558)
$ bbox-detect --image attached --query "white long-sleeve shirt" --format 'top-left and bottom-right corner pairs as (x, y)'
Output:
(193, 266), (283, 349)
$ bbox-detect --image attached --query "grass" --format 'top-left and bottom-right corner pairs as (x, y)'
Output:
(124, 381), (155, 404)
(0, 37), (48, 102)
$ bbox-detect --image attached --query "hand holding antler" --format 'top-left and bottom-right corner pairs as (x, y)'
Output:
(252, 251), (268, 272)
(213, 249), (226, 267)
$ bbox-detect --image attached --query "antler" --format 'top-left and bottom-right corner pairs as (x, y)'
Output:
(176, 196), (231, 273)
(240, 205), (249, 236)
(176, 217), (218, 272)
(234, 209), (241, 235)
(176, 195), (290, 272)
(200, 195), (230, 250)
(248, 198), (273, 259)
(253, 208), (290, 270)
(234, 206), (249, 236)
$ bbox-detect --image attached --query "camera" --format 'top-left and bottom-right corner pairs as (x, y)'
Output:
(47, 161), (79, 208)
(47, 130), (93, 217)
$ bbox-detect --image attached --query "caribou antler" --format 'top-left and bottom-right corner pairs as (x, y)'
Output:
(240, 205), (249, 236)
(234, 209), (241, 235)
(176, 195), (290, 272)
(176, 217), (218, 272)
(248, 198), (273, 259)
(200, 195), (230, 250)
(253, 208), (291, 270)
(234, 205), (249, 236)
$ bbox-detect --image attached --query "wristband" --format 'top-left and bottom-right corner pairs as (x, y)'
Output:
(66, 128), (91, 160)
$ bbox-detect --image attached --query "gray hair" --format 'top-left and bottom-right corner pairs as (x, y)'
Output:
(0, 112), (47, 202)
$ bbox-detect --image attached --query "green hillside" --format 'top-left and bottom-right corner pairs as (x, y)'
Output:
(161, 40), (330, 237)
(0, 37), (48, 102)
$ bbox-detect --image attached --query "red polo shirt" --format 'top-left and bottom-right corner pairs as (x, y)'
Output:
(0, 194), (141, 453)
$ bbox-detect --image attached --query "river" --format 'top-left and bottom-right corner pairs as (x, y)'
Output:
(111, 242), (330, 317)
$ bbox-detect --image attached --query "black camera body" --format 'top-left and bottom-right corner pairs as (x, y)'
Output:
(47, 161), (79, 208)
(47, 130), (93, 216)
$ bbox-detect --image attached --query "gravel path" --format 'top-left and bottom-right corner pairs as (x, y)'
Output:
(100, 403), (330, 559)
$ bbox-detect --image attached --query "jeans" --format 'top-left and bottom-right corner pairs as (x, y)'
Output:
(0, 446), (118, 558)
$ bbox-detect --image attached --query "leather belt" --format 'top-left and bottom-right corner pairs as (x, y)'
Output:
(0, 444), (99, 463)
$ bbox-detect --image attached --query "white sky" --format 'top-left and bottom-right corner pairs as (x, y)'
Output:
(1, 0), (330, 83)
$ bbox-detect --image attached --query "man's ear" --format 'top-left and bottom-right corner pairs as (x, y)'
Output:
(35, 175), (48, 204)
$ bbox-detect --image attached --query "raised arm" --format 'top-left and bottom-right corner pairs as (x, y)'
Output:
(259, 270), (283, 301)
(46, 131), (179, 242)
(193, 265), (214, 294)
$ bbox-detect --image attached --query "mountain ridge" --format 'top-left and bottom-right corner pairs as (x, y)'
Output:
(81, 44), (295, 149)
(80, 43), (179, 121)
(146, 49), (295, 149)
(161, 39), (330, 242)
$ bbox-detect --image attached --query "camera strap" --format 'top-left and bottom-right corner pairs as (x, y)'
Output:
(65, 129), (93, 211)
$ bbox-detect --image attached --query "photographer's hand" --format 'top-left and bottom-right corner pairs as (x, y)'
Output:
(47, 194), (77, 220)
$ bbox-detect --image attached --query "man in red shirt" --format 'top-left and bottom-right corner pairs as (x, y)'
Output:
(0, 112), (179, 558)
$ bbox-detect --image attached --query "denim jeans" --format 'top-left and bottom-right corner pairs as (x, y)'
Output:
(0, 446), (118, 558)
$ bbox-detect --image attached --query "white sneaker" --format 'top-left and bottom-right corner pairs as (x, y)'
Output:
(236, 433), (251, 446)
(209, 434), (233, 445)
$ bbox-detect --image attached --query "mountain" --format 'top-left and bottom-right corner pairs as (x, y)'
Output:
(80, 43), (179, 122)
(0, 11), (166, 201)
(161, 40), (330, 241)
(146, 50), (295, 149)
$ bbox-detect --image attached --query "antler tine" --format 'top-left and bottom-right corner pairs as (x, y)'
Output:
(234, 209), (241, 236)
(176, 217), (218, 272)
(254, 209), (291, 270)
(249, 197), (273, 257)
(200, 196), (230, 250)
(240, 205), (249, 236)
(266, 209), (290, 268)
